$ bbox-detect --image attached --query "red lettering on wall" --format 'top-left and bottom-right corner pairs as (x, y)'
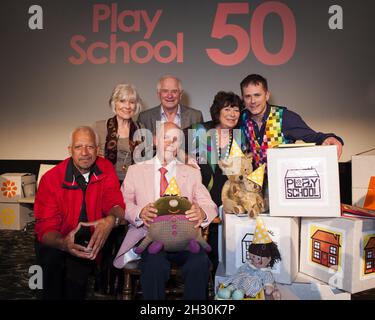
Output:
(206, 1), (296, 66)
(69, 33), (184, 65)
(110, 34), (130, 63)
(251, 1), (296, 65)
(69, 35), (87, 64)
(131, 41), (154, 64)
(92, 4), (111, 33)
(206, 3), (250, 66)
(87, 41), (108, 64)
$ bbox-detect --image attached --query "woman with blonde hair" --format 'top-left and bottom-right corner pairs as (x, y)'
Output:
(93, 83), (144, 297)
(94, 83), (144, 182)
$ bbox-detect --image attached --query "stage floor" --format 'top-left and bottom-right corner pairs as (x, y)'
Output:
(0, 224), (374, 300)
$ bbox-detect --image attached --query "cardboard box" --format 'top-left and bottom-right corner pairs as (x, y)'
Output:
(352, 149), (375, 209)
(214, 263), (350, 300)
(220, 213), (299, 284)
(214, 262), (229, 295)
(277, 272), (351, 300)
(0, 202), (34, 230)
(267, 145), (341, 217)
(300, 217), (375, 293)
(0, 173), (36, 202)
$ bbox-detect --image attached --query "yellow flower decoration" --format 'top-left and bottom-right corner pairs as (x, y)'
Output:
(1, 180), (17, 198)
(0, 208), (16, 226)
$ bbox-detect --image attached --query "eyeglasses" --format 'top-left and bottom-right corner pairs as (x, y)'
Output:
(159, 89), (180, 95)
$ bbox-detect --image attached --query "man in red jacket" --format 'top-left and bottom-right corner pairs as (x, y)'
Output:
(34, 126), (125, 299)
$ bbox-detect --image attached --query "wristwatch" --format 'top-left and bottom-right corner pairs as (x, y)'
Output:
(113, 216), (120, 227)
(116, 216), (121, 227)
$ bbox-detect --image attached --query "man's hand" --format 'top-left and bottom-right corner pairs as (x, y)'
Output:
(185, 203), (207, 228)
(139, 202), (158, 227)
(61, 223), (94, 259)
(322, 137), (343, 159)
(84, 216), (116, 260)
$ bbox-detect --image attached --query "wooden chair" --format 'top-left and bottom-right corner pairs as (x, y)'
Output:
(122, 216), (222, 300)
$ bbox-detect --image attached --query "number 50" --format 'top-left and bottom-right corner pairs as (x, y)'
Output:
(206, 1), (296, 66)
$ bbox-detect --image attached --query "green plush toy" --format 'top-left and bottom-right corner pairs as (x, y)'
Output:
(134, 195), (211, 254)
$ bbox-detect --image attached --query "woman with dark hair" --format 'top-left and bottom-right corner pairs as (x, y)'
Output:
(184, 91), (245, 274)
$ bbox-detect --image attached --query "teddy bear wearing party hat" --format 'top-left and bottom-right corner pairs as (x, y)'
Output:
(217, 217), (281, 300)
(134, 177), (211, 255)
(220, 140), (266, 217)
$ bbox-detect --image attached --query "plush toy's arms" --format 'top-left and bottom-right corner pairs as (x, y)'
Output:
(134, 235), (153, 254)
(195, 235), (212, 253)
(135, 238), (165, 255)
(222, 182), (241, 214)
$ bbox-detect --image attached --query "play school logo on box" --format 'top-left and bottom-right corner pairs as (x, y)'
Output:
(267, 146), (341, 217)
(285, 168), (321, 199)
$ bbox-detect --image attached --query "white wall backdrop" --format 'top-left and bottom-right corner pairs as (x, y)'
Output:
(0, 0), (374, 161)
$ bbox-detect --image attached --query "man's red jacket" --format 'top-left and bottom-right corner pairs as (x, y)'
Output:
(34, 156), (125, 242)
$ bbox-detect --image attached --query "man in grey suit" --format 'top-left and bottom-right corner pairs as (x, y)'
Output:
(138, 75), (203, 135)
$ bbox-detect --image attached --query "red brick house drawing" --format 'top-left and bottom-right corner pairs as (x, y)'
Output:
(364, 237), (375, 275)
(311, 230), (341, 270)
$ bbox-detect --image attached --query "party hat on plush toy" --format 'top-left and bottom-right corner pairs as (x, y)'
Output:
(229, 140), (244, 158)
(164, 177), (181, 196)
(252, 217), (272, 244)
(247, 164), (265, 187)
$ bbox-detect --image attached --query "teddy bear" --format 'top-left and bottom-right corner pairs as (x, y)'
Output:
(134, 195), (212, 254)
(219, 153), (265, 218)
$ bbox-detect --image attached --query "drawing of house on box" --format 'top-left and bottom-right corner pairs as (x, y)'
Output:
(241, 233), (254, 263)
(364, 236), (375, 275)
(311, 229), (341, 270)
(284, 168), (321, 200)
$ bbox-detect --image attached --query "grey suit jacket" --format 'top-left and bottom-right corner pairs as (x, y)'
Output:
(137, 105), (203, 134)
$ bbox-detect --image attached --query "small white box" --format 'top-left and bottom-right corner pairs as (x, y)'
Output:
(0, 202), (34, 230)
(214, 261), (228, 292)
(277, 272), (351, 300)
(0, 173), (36, 202)
(300, 217), (375, 293)
(352, 149), (375, 208)
(267, 145), (341, 217)
(220, 213), (299, 284)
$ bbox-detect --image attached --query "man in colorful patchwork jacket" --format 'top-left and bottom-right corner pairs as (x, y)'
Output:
(240, 74), (344, 169)
(34, 126), (125, 299)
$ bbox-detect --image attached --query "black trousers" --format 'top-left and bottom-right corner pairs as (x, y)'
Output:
(139, 247), (211, 300)
(35, 240), (94, 300)
(207, 223), (219, 276)
(95, 225), (127, 295)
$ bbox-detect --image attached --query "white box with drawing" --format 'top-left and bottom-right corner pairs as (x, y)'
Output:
(267, 145), (341, 217)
